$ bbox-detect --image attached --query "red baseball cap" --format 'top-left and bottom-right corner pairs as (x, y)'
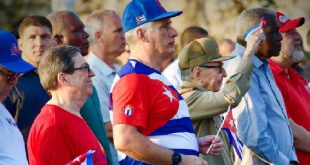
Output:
(276, 11), (305, 33)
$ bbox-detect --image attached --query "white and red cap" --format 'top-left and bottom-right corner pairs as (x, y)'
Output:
(276, 11), (305, 33)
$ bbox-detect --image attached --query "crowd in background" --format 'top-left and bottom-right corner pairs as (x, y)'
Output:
(1, 0), (310, 165)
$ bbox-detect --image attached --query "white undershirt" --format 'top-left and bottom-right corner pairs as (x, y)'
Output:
(0, 102), (28, 165)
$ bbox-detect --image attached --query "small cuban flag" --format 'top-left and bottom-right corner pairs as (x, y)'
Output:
(136, 15), (146, 24)
(221, 109), (243, 160)
(66, 150), (95, 165)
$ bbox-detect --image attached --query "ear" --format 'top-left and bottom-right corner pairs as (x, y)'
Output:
(94, 31), (103, 42)
(192, 67), (202, 82)
(136, 29), (149, 42)
(18, 38), (23, 51)
(54, 34), (64, 45)
(57, 72), (68, 86)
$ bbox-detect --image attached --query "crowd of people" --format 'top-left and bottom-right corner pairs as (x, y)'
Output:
(1, 0), (310, 165)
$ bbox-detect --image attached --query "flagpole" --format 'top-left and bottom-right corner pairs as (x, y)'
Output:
(206, 104), (231, 154)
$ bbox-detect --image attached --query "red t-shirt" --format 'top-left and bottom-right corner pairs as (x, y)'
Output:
(27, 104), (107, 165)
(269, 59), (310, 164)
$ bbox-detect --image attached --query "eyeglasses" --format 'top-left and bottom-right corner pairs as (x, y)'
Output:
(199, 64), (223, 74)
(0, 69), (21, 83)
(71, 63), (91, 73)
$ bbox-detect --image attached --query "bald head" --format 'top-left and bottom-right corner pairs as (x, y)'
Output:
(47, 11), (89, 56)
(180, 26), (209, 48)
(219, 39), (235, 57)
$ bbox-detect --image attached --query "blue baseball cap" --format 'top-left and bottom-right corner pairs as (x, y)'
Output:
(0, 30), (35, 73)
(122, 0), (183, 32)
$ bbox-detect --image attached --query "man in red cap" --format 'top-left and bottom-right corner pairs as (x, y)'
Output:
(269, 11), (310, 165)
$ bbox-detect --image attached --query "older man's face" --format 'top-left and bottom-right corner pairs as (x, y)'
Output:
(0, 67), (19, 102)
(146, 18), (178, 60)
(256, 17), (283, 59)
(280, 29), (304, 62)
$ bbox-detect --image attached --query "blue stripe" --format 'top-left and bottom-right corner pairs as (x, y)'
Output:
(222, 128), (243, 159)
(118, 59), (161, 77)
(242, 24), (260, 39)
(149, 117), (195, 136)
(119, 149), (199, 165)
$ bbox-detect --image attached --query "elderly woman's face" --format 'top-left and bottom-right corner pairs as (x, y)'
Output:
(66, 53), (95, 96)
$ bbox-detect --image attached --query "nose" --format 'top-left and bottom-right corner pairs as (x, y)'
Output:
(169, 27), (178, 38)
(276, 31), (283, 42)
(34, 37), (44, 48)
(221, 68), (227, 77)
(88, 68), (95, 78)
(83, 30), (89, 39)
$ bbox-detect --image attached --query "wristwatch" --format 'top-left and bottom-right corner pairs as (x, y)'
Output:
(171, 152), (182, 165)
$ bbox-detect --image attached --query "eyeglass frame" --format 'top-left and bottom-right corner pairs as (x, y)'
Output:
(70, 63), (91, 74)
(0, 69), (21, 83)
(199, 63), (224, 74)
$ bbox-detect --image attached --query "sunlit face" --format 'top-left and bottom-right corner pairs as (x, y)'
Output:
(194, 62), (227, 92)
(280, 29), (304, 62)
(61, 15), (89, 56)
(18, 26), (54, 67)
(65, 53), (95, 97)
(256, 17), (283, 59)
(146, 18), (178, 59)
(0, 67), (19, 102)
(101, 14), (125, 57)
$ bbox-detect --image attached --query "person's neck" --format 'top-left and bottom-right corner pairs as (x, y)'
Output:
(270, 54), (293, 69)
(93, 46), (117, 69)
(130, 47), (162, 71)
(48, 91), (84, 117)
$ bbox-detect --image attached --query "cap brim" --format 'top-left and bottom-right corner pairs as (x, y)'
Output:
(151, 11), (183, 22)
(0, 59), (35, 73)
(279, 17), (305, 32)
(211, 55), (235, 62)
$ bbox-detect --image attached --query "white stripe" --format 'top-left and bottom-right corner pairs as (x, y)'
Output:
(110, 74), (120, 93)
(148, 72), (172, 86)
(148, 132), (198, 151)
(172, 100), (191, 120)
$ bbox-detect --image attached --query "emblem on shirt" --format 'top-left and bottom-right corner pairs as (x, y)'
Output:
(162, 86), (176, 102)
(124, 105), (134, 117)
(6, 118), (17, 127)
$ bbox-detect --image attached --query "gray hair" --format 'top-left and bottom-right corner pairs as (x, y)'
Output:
(236, 8), (276, 38)
(85, 10), (117, 45)
(125, 22), (153, 48)
(38, 45), (80, 91)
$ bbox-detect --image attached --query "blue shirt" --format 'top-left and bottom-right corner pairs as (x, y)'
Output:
(225, 43), (297, 164)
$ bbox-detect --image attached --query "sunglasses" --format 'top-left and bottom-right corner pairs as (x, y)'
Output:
(0, 69), (21, 83)
(199, 64), (223, 74)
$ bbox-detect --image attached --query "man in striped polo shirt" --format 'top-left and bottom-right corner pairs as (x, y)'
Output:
(109, 0), (223, 165)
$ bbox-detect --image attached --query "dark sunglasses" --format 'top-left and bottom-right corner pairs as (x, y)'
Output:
(0, 69), (21, 83)
(199, 64), (223, 74)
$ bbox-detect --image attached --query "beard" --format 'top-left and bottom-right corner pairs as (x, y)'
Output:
(291, 50), (304, 63)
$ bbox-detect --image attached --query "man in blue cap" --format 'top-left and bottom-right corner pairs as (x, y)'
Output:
(110, 0), (223, 165)
(0, 30), (35, 164)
